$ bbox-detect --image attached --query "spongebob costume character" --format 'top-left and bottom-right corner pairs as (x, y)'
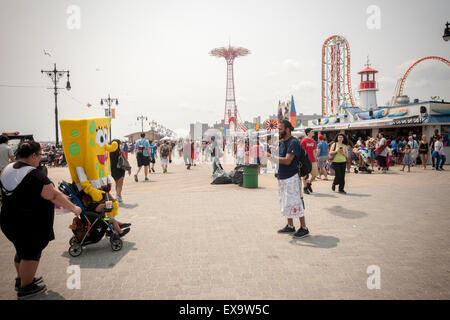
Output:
(59, 117), (120, 218)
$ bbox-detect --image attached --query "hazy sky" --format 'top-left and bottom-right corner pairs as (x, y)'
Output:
(1, 0), (449, 141)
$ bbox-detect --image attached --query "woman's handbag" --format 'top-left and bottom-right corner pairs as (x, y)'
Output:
(117, 152), (132, 170)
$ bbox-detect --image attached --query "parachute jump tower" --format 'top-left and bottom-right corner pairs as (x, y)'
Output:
(210, 44), (250, 132)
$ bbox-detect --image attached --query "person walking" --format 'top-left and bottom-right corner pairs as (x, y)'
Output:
(272, 120), (309, 238)
(376, 132), (389, 173)
(149, 140), (157, 173)
(433, 135), (446, 171)
(329, 133), (349, 194)
(408, 135), (419, 166)
(418, 135), (429, 169)
(123, 141), (129, 160)
(183, 139), (192, 170)
(300, 128), (318, 194)
(134, 133), (151, 182)
(236, 140), (245, 165)
(366, 137), (377, 170)
(210, 136), (220, 174)
(316, 134), (329, 180)
(110, 139), (131, 203)
(0, 135), (15, 173)
(0, 141), (82, 299)
(429, 130), (440, 169)
(160, 141), (170, 173)
(400, 144), (413, 172)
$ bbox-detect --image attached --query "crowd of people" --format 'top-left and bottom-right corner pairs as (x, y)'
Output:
(0, 128), (448, 299)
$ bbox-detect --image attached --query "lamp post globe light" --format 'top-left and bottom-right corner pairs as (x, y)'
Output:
(444, 22), (450, 41)
(100, 94), (119, 143)
(137, 115), (148, 133)
(41, 63), (71, 145)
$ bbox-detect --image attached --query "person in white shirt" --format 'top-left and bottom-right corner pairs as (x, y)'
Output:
(0, 135), (15, 173)
(433, 135), (446, 171)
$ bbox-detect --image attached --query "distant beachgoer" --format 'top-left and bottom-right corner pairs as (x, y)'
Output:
(418, 135), (429, 169)
(110, 139), (131, 203)
(0, 135), (15, 173)
(400, 144), (413, 172)
(134, 133), (151, 182)
(149, 140), (157, 173)
(316, 134), (328, 180)
(160, 141), (170, 173)
(432, 135), (446, 171)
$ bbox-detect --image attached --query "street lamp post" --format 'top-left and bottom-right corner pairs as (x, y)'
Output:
(137, 115), (148, 133)
(100, 94), (119, 143)
(41, 63), (71, 145)
(444, 22), (450, 41)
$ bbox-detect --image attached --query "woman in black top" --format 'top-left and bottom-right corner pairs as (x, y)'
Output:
(109, 139), (131, 202)
(0, 141), (81, 299)
(418, 135), (429, 169)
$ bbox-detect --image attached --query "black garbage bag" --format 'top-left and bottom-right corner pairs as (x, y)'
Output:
(211, 169), (232, 184)
(232, 165), (244, 186)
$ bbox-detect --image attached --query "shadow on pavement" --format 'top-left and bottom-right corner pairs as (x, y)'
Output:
(310, 193), (337, 198)
(61, 240), (137, 269)
(290, 235), (339, 248)
(32, 290), (66, 300)
(326, 205), (368, 219)
(119, 203), (139, 209)
(345, 193), (371, 197)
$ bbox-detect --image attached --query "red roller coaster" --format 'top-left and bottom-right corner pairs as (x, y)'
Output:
(397, 56), (450, 97)
(322, 35), (355, 117)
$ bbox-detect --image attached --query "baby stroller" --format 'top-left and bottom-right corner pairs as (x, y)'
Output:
(352, 149), (373, 174)
(58, 181), (123, 257)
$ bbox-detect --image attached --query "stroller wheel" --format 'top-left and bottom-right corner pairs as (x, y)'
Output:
(69, 236), (79, 246)
(354, 168), (358, 173)
(110, 238), (123, 251)
(69, 243), (82, 257)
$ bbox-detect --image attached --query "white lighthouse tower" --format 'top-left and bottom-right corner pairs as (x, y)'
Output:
(357, 56), (379, 111)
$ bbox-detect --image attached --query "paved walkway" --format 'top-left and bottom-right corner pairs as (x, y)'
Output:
(0, 157), (449, 300)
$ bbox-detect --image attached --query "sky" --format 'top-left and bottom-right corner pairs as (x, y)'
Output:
(0, 0), (449, 141)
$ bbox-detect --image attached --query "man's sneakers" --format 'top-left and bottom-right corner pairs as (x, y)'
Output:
(144, 177), (150, 182)
(15, 277), (43, 292)
(278, 225), (295, 233)
(293, 227), (310, 239)
(152, 168), (155, 173)
(134, 174), (138, 182)
(303, 182), (313, 194)
(17, 282), (47, 300)
(332, 183), (336, 191)
(119, 223), (131, 229)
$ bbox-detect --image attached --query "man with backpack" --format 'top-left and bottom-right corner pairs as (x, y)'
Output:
(271, 120), (309, 239)
(134, 133), (151, 182)
(160, 141), (170, 173)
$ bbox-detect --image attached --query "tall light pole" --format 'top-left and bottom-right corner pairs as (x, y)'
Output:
(137, 115), (148, 133)
(41, 63), (71, 145)
(100, 94), (119, 143)
(444, 22), (450, 41)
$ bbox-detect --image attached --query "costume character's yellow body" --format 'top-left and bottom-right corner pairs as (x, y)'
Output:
(59, 117), (119, 217)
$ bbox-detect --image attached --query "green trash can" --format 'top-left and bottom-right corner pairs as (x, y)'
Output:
(243, 164), (258, 188)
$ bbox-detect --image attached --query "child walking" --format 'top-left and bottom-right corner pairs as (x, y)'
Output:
(401, 144), (413, 172)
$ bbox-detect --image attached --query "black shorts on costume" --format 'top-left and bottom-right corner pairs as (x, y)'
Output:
(137, 153), (150, 167)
